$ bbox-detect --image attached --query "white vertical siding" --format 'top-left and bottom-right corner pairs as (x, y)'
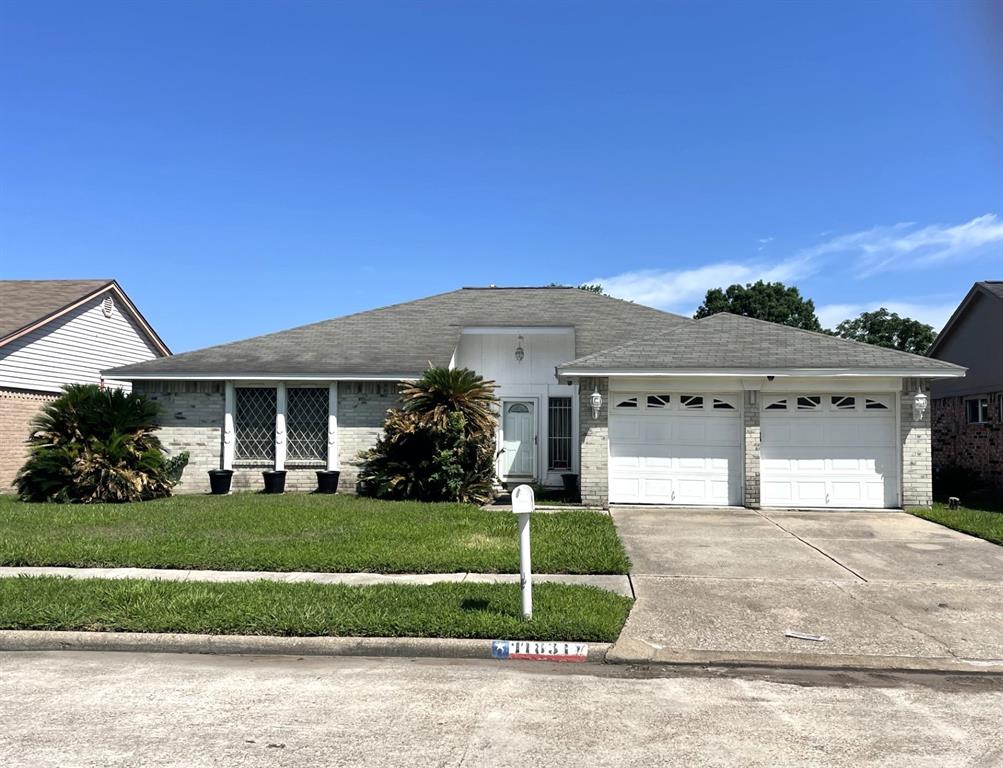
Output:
(0, 292), (162, 393)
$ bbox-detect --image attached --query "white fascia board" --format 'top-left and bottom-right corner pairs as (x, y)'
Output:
(104, 372), (419, 381)
(461, 326), (574, 335)
(557, 367), (966, 379)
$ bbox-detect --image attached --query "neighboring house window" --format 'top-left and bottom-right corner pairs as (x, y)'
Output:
(287, 387), (328, 464)
(966, 398), (990, 424)
(548, 397), (572, 470)
(235, 387), (276, 462)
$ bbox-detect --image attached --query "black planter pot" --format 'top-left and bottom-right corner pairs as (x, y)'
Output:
(561, 473), (579, 494)
(316, 470), (340, 494)
(208, 469), (233, 495)
(262, 470), (287, 494)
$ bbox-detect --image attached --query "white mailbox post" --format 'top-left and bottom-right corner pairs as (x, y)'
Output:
(512, 484), (535, 619)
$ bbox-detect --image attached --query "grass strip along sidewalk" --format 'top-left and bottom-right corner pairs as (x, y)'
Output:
(0, 577), (632, 642)
(909, 503), (1003, 547)
(0, 494), (629, 575)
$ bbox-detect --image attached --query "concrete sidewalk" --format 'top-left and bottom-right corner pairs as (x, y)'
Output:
(0, 566), (633, 597)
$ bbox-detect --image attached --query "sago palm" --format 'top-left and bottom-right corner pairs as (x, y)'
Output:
(400, 367), (498, 434)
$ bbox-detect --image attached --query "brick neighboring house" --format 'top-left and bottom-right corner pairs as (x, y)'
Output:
(929, 280), (1003, 493)
(105, 286), (964, 509)
(0, 280), (170, 490)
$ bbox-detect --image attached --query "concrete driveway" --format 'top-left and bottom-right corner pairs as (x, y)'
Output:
(609, 507), (1003, 669)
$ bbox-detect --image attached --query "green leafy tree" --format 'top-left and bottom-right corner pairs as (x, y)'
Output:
(15, 384), (186, 503)
(694, 280), (822, 331)
(832, 308), (936, 354)
(546, 282), (607, 295)
(358, 367), (498, 504)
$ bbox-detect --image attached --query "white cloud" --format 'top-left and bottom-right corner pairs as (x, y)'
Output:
(802, 213), (1003, 277)
(590, 212), (1002, 319)
(591, 256), (812, 315)
(816, 300), (959, 333)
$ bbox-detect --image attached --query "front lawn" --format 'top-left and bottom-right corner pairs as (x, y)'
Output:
(909, 503), (1003, 546)
(0, 576), (632, 642)
(0, 493), (630, 574)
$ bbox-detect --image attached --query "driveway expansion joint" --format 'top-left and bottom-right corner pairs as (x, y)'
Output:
(754, 509), (869, 583)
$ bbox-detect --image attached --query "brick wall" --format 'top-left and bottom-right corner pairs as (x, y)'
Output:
(932, 390), (1003, 489)
(137, 380), (399, 494)
(137, 381), (225, 494)
(578, 377), (609, 507)
(743, 390), (761, 508)
(334, 382), (399, 490)
(0, 387), (57, 492)
(901, 379), (933, 508)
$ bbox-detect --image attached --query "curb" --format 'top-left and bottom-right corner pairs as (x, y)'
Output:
(604, 645), (1003, 675)
(0, 630), (612, 663)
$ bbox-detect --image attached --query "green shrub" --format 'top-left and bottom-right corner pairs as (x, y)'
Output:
(14, 384), (177, 504)
(358, 367), (498, 504)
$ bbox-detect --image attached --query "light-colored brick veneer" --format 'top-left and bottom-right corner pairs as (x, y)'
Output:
(0, 388), (57, 491)
(137, 381), (399, 494)
(901, 379), (933, 508)
(578, 377), (609, 508)
(743, 390), (761, 508)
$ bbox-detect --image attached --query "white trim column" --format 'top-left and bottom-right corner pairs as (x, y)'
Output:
(327, 382), (339, 471)
(223, 381), (235, 470)
(275, 382), (287, 471)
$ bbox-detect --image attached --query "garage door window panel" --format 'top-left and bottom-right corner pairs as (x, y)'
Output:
(680, 395), (704, 410)
(615, 397), (639, 409)
(646, 395), (671, 409)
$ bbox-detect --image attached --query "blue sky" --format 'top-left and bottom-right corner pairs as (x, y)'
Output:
(2, 1), (1001, 352)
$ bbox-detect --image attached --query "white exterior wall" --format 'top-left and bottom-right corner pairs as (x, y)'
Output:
(453, 329), (577, 486)
(0, 292), (161, 393)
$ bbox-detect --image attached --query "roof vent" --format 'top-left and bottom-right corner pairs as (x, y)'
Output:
(102, 295), (114, 318)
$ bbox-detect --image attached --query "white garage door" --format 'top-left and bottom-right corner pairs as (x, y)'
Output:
(609, 393), (742, 505)
(761, 394), (898, 509)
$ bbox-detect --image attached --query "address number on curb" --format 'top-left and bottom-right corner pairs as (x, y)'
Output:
(491, 640), (588, 662)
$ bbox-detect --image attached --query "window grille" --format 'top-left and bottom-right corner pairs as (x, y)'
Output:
(680, 395), (704, 410)
(235, 388), (276, 462)
(831, 396), (856, 410)
(615, 397), (638, 409)
(548, 397), (572, 470)
(646, 395), (671, 408)
(287, 388), (329, 463)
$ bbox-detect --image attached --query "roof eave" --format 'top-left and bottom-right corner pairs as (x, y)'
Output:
(101, 371), (421, 382)
(557, 367), (967, 378)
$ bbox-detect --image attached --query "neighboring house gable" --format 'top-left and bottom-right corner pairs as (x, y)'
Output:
(928, 281), (1003, 489)
(0, 279), (170, 490)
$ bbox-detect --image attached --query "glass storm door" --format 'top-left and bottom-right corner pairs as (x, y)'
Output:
(501, 401), (535, 478)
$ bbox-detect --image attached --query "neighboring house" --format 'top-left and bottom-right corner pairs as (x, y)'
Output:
(0, 280), (170, 489)
(928, 280), (1003, 491)
(105, 286), (963, 508)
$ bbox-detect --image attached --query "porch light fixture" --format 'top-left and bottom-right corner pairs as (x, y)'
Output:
(514, 335), (525, 363)
(912, 391), (928, 421)
(590, 387), (603, 419)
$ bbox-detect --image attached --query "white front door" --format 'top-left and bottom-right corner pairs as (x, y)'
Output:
(501, 401), (535, 479)
(760, 394), (899, 508)
(608, 393), (742, 505)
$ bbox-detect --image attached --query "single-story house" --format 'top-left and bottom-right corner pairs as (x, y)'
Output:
(928, 280), (1003, 491)
(105, 286), (964, 508)
(0, 279), (170, 489)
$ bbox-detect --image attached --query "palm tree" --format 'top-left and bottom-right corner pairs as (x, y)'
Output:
(15, 384), (182, 503)
(400, 367), (498, 434)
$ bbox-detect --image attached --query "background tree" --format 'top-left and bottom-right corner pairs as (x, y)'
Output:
(546, 282), (607, 295)
(832, 308), (936, 354)
(358, 367), (498, 504)
(15, 384), (187, 503)
(694, 280), (822, 331)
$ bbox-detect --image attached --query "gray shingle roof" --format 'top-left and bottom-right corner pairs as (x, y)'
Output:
(106, 287), (692, 377)
(0, 279), (114, 342)
(559, 313), (965, 374)
(978, 280), (1003, 301)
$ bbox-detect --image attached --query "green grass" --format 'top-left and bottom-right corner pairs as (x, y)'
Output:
(909, 503), (1003, 546)
(0, 494), (630, 574)
(0, 576), (632, 642)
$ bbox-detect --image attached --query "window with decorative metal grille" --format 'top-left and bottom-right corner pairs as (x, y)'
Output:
(287, 388), (329, 464)
(235, 388), (276, 462)
(548, 397), (572, 470)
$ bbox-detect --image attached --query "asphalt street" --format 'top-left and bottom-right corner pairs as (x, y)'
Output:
(1, 651), (1001, 767)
